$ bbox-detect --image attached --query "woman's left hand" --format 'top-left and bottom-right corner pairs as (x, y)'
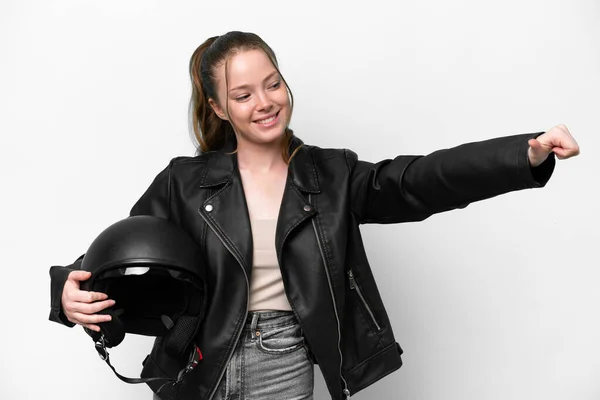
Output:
(528, 124), (580, 167)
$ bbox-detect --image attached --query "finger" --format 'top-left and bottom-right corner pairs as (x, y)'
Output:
(70, 311), (112, 325)
(565, 140), (581, 156)
(552, 146), (578, 159)
(68, 270), (92, 282)
(557, 124), (571, 135)
(81, 323), (101, 332)
(72, 299), (116, 315)
(552, 146), (565, 157)
(66, 290), (109, 304)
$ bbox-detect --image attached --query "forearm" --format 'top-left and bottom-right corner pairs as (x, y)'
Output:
(401, 132), (556, 213)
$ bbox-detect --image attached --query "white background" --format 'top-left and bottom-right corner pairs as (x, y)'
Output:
(1, 0), (598, 399)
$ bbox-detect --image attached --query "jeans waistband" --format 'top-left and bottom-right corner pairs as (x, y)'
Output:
(244, 310), (297, 332)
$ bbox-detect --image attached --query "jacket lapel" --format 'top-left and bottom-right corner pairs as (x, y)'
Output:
(275, 136), (321, 258)
(197, 139), (253, 276)
(196, 134), (322, 275)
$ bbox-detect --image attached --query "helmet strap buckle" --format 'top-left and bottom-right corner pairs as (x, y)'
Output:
(95, 334), (109, 361)
(175, 345), (203, 384)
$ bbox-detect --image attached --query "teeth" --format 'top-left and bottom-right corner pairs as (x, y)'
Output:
(256, 114), (276, 124)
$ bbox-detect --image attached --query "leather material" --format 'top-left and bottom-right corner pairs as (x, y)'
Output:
(49, 132), (555, 399)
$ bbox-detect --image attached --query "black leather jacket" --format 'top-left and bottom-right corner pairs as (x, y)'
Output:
(49, 132), (555, 399)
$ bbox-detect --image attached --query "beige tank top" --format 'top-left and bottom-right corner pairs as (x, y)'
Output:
(248, 218), (292, 311)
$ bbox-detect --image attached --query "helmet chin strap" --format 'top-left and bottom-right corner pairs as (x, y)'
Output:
(94, 333), (203, 390)
(92, 312), (202, 391)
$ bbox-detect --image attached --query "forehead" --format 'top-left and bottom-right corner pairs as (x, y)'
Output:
(217, 49), (277, 85)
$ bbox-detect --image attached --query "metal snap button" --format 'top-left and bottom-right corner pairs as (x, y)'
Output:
(303, 205), (312, 212)
(205, 204), (213, 212)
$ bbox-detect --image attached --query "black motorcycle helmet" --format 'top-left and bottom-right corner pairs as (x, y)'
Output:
(79, 215), (207, 388)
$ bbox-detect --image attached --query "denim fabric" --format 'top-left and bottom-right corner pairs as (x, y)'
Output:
(212, 310), (314, 400)
(152, 310), (314, 400)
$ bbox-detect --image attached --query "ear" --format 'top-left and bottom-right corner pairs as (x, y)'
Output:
(208, 98), (228, 121)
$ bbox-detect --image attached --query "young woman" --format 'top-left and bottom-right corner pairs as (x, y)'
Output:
(48, 31), (580, 400)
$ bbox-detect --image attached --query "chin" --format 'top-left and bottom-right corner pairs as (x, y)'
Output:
(251, 126), (287, 143)
(256, 130), (286, 145)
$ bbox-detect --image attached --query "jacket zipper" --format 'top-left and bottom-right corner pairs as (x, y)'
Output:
(276, 203), (313, 366)
(309, 194), (351, 400)
(197, 201), (250, 400)
(348, 270), (381, 332)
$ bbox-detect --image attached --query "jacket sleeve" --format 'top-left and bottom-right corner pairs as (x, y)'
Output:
(48, 159), (175, 327)
(48, 255), (84, 326)
(345, 132), (556, 224)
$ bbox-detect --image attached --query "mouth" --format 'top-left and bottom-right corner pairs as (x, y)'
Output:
(253, 110), (280, 127)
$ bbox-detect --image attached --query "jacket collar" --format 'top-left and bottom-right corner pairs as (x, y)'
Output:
(198, 134), (321, 193)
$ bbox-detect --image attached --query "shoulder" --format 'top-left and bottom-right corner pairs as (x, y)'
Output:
(146, 154), (210, 186)
(168, 153), (209, 172)
(299, 143), (356, 171)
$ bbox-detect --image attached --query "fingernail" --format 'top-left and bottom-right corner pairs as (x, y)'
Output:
(105, 315), (112, 321)
(109, 300), (116, 306)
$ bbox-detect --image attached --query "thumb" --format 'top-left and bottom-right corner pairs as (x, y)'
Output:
(528, 138), (553, 158)
(528, 138), (546, 154)
(68, 270), (92, 282)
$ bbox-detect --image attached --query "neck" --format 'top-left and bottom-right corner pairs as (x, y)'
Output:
(235, 135), (287, 174)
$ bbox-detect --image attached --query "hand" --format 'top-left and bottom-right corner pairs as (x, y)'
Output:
(61, 270), (115, 332)
(528, 124), (580, 167)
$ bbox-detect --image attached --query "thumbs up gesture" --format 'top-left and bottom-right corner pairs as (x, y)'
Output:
(528, 124), (580, 167)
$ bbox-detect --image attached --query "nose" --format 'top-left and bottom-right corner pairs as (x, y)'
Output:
(256, 91), (273, 111)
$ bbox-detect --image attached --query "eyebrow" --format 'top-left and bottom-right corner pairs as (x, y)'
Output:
(228, 71), (280, 92)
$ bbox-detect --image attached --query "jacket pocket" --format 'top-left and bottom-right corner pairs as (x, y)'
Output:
(348, 269), (382, 333)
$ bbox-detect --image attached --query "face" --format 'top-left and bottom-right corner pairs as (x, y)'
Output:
(209, 49), (290, 148)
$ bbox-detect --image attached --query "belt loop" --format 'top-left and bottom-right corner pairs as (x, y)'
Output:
(250, 312), (260, 342)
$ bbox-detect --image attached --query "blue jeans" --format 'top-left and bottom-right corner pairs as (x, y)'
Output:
(153, 310), (314, 400)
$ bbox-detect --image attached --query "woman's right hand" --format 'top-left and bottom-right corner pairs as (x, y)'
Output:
(61, 270), (115, 332)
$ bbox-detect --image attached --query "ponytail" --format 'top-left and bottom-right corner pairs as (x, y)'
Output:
(188, 36), (234, 154)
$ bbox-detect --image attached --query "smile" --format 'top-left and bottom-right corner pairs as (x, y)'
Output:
(254, 111), (280, 126)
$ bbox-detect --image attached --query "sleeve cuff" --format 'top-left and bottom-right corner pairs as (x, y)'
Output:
(48, 255), (83, 328)
(529, 152), (556, 186)
(520, 131), (556, 188)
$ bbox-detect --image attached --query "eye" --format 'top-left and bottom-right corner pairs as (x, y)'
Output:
(234, 81), (281, 102)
